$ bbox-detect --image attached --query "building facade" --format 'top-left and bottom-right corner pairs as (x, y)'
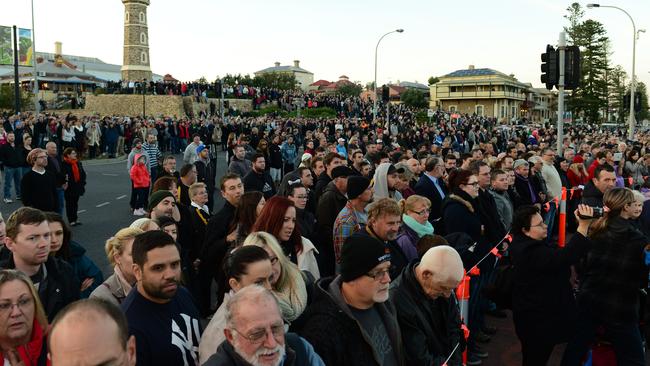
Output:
(121, 0), (152, 81)
(429, 65), (530, 122)
(255, 60), (314, 91)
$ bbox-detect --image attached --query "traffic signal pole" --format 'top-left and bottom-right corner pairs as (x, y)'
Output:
(557, 32), (566, 154)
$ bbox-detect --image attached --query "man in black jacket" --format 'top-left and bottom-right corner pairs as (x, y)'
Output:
(195, 145), (216, 212)
(415, 157), (448, 232)
(45, 142), (66, 215)
(581, 164), (616, 207)
(243, 153), (276, 199)
(0, 132), (23, 203)
(390, 245), (466, 366)
(1, 207), (80, 321)
(313, 152), (343, 200)
(21, 148), (59, 213)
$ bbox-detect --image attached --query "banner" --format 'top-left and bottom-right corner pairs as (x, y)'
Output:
(18, 28), (32, 66)
(0, 26), (11, 65)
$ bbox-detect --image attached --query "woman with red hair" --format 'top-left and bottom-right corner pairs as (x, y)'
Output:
(252, 196), (320, 279)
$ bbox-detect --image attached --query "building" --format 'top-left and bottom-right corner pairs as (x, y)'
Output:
(255, 60), (314, 91)
(399, 81), (429, 93)
(308, 75), (356, 94)
(121, 0), (152, 81)
(429, 65), (530, 122)
(527, 87), (556, 123)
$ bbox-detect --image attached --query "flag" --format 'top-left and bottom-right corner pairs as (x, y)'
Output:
(0, 26), (12, 65)
(18, 28), (32, 66)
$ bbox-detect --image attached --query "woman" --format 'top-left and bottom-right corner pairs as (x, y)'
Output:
(90, 227), (144, 305)
(396, 195), (434, 262)
(0, 270), (49, 366)
(442, 169), (482, 244)
(243, 231), (308, 322)
(198, 245), (273, 364)
(19, 134), (32, 177)
(129, 218), (159, 231)
(562, 188), (648, 366)
(61, 148), (87, 226)
(86, 121), (101, 159)
(625, 151), (647, 188)
(510, 204), (592, 366)
(224, 191), (265, 247)
(252, 196), (320, 279)
(45, 212), (103, 299)
(226, 132), (237, 165)
(286, 182), (317, 243)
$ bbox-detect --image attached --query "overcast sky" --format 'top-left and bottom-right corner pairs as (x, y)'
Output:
(2, 0), (649, 89)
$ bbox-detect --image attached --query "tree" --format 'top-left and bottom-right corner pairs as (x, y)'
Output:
(400, 89), (428, 109)
(0, 85), (32, 111)
(633, 82), (649, 121)
(337, 83), (363, 97)
(608, 65), (627, 123)
(428, 76), (439, 85)
(252, 72), (297, 90)
(196, 76), (207, 84)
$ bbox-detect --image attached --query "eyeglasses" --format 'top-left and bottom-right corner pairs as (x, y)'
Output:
(293, 195), (308, 200)
(0, 297), (33, 314)
(465, 181), (479, 187)
(366, 267), (391, 281)
(411, 208), (431, 215)
(530, 221), (547, 228)
(231, 323), (285, 344)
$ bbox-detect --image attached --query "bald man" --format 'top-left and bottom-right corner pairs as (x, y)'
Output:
(389, 246), (466, 366)
(49, 299), (136, 366)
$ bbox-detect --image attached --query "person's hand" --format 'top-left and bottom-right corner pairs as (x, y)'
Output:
(80, 278), (94, 292)
(226, 230), (238, 243)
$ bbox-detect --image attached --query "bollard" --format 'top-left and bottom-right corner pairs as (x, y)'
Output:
(455, 272), (471, 366)
(558, 187), (567, 248)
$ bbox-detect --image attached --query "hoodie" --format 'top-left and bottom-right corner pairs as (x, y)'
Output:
(130, 154), (151, 188)
(127, 146), (146, 172)
(372, 163), (403, 201)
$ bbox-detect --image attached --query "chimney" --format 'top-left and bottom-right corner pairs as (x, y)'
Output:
(274, 62), (280, 67)
(293, 60), (300, 68)
(54, 41), (63, 67)
(468, 65), (475, 70)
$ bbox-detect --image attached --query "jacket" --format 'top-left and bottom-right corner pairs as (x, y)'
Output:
(195, 158), (215, 191)
(228, 157), (251, 178)
(269, 143), (283, 168)
(395, 224), (420, 262)
(0, 255), (80, 322)
(66, 241), (104, 298)
(389, 261), (464, 366)
(514, 173), (541, 205)
(0, 143), (22, 167)
(313, 172), (332, 200)
(281, 142), (298, 164)
(89, 267), (131, 306)
(45, 155), (66, 187)
(243, 169), (276, 199)
(62, 159), (87, 196)
(441, 192), (490, 269)
(298, 276), (405, 366)
(581, 181), (604, 207)
(315, 182), (348, 277)
(414, 174), (447, 228)
(357, 227), (409, 282)
(129, 154), (150, 188)
(489, 188), (514, 231)
(510, 232), (590, 343)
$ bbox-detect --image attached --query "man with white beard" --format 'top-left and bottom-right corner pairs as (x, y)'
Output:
(203, 285), (324, 366)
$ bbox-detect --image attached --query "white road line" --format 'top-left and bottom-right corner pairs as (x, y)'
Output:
(96, 202), (110, 208)
(116, 195), (127, 200)
(102, 173), (119, 176)
(77, 209), (87, 214)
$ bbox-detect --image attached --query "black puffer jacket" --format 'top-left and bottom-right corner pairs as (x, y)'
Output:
(298, 276), (405, 366)
(581, 181), (604, 207)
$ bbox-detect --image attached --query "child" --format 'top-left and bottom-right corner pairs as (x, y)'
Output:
(130, 154), (150, 216)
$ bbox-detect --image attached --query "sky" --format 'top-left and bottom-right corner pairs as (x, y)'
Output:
(2, 0), (649, 89)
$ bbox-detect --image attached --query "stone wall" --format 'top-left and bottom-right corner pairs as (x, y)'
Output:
(84, 95), (185, 117)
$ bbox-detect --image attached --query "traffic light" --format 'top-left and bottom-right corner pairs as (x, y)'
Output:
(540, 45), (559, 90)
(564, 45), (581, 90)
(382, 85), (389, 102)
(215, 80), (222, 96)
(624, 93), (631, 110)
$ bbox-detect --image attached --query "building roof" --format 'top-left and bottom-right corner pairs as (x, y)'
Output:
(399, 81), (429, 90)
(310, 79), (331, 87)
(443, 68), (509, 78)
(255, 64), (313, 75)
(0, 59), (104, 83)
(388, 85), (407, 93)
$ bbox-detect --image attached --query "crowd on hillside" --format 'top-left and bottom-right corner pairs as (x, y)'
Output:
(1, 103), (650, 365)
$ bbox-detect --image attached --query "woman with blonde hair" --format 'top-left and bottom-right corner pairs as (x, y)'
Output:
(562, 187), (648, 365)
(0, 269), (49, 365)
(396, 195), (434, 261)
(90, 227), (144, 305)
(242, 231), (308, 322)
(129, 218), (159, 231)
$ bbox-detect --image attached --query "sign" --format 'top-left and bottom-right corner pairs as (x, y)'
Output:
(427, 109), (434, 118)
(562, 111), (572, 124)
(18, 28), (32, 66)
(0, 26), (11, 65)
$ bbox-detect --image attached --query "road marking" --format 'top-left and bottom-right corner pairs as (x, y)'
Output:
(102, 173), (118, 176)
(96, 202), (110, 208)
(77, 210), (87, 214)
(116, 195), (127, 200)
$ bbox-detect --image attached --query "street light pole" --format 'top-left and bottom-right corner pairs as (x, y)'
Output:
(30, 0), (39, 114)
(373, 28), (403, 125)
(587, 3), (638, 140)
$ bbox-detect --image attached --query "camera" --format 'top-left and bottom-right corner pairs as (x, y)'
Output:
(578, 207), (604, 219)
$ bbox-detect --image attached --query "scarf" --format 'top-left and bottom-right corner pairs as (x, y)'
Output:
(402, 214), (434, 238)
(274, 271), (308, 322)
(114, 264), (133, 297)
(0, 318), (48, 366)
(64, 157), (80, 182)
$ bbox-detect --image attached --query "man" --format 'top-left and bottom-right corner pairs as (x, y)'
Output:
(357, 198), (409, 280)
(582, 164), (616, 207)
(406, 158), (422, 180)
(243, 153), (276, 199)
(148, 190), (176, 221)
(49, 299), (137, 366)
(122, 230), (202, 365)
(204, 285), (324, 366)
(489, 169), (514, 231)
(178, 163), (198, 207)
(158, 155), (180, 180)
(540, 148), (562, 235)
(228, 145), (252, 178)
(21, 148), (59, 213)
(299, 235), (405, 366)
(364, 141), (378, 161)
(183, 134), (202, 165)
(372, 163), (404, 201)
(513, 159), (542, 206)
(316, 165), (352, 277)
(314, 152), (343, 199)
(470, 161), (506, 248)
(587, 150), (608, 180)
(194, 144), (216, 211)
(443, 154), (457, 173)
(359, 160), (372, 178)
(563, 147), (576, 164)
(269, 135), (283, 184)
(333, 176), (372, 268)
(45, 142), (66, 215)
(350, 150), (365, 176)
(0, 132), (23, 203)
(281, 136), (298, 174)
(528, 156), (548, 203)
(142, 133), (162, 184)
(188, 182), (211, 264)
(0, 207), (79, 321)
(415, 157), (447, 231)
(390, 246), (465, 366)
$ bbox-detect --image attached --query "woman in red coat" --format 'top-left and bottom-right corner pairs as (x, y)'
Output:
(129, 154), (150, 216)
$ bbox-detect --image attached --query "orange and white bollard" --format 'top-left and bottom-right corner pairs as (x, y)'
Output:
(558, 187), (567, 248)
(455, 272), (472, 365)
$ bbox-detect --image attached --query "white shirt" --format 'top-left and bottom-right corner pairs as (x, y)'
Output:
(190, 201), (209, 215)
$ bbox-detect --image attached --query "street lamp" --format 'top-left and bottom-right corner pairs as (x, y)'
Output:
(373, 28), (404, 124)
(142, 79), (147, 118)
(587, 3), (639, 140)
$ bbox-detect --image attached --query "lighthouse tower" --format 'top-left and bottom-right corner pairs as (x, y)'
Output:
(121, 0), (152, 81)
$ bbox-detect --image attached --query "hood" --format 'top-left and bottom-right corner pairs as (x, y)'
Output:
(441, 194), (475, 213)
(323, 180), (346, 199)
(68, 240), (86, 258)
(133, 153), (146, 165)
(372, 163), (392, 200)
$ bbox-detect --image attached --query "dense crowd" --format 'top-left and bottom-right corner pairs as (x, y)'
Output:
(0, 103), (650, 366)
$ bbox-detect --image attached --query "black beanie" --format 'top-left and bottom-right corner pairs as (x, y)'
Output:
(340, 235), (391, 282)
(148, 190), (174, 211)
(347, 176), (370, 200)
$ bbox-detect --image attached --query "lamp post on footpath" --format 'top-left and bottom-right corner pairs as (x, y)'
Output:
(587, 3), (639, 140)
(373, 29), (403, 125)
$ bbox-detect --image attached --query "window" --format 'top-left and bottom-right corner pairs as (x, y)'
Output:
(141, 52), (148, 63)
(511, 106), (516, 117)
(139, 12), (146, 23)
(500, 105), (506, 118)
(475, 105), (484, 116)
(125, 12), (130, 22)
(140, 33), (147, 44)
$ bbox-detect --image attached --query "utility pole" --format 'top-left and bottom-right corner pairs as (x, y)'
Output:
(557, 32), (566, 154)
(12, 26), (20, 114)
(31, 0), (39, 114)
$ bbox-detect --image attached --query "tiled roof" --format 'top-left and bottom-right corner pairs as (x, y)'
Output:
(443, 68), (508, 78)
(255, 65), (313, 75)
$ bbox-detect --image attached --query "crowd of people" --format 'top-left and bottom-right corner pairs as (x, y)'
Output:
(1, 101), (650, 366)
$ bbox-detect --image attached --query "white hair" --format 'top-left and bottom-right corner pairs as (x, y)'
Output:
(419, 245), (464, 284)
